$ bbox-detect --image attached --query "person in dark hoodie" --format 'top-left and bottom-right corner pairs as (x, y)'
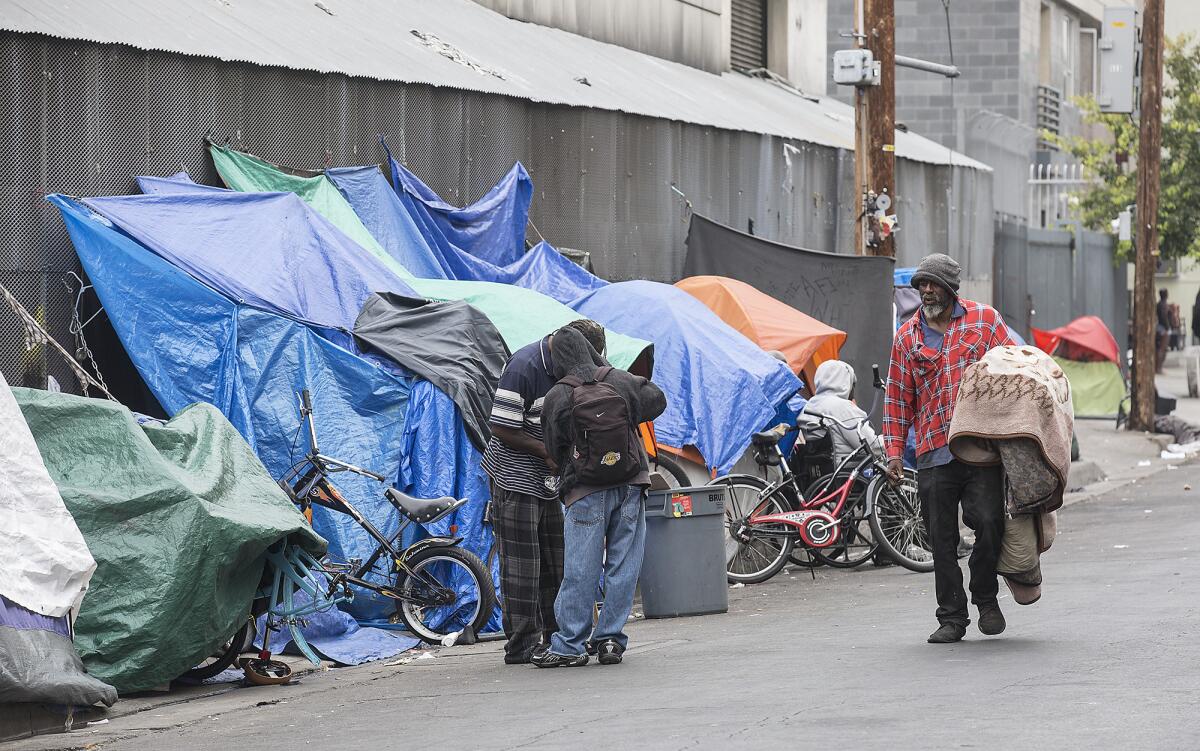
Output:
(530, 326), (667, 667)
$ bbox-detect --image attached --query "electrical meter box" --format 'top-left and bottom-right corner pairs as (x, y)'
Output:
(1098, 7), (1140, 114)
(832, 49), (880, 87)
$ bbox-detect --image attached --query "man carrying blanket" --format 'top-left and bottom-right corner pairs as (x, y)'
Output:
(883, 253), (1015, 644)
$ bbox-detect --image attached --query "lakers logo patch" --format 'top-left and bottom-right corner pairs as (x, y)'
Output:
(601, 451), (621, 466)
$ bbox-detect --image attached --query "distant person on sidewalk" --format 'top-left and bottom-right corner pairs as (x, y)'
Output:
(1157, 289), (1170, 373)
(1191, 290), (1200, 346)
(482, 319), (608, 664)
(530, 326), (666, 668)
(883, 253), (1015, 644)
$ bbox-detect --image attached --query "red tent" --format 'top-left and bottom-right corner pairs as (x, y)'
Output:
(1031, 315), (1120, 364)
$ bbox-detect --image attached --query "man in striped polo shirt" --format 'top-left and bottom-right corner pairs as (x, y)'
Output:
(482, 319), (608, 664)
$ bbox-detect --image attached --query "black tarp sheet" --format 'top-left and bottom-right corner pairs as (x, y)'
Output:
(353, 292), (509, 451)
(684, 214), (894, 404)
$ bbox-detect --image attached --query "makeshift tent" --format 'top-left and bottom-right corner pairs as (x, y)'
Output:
(49, 195), (464, 624)
(1032, 315), (1121, 364)
(1033, 316), (1125, 418)
(685, 214), (893, 406)
(14, 389), (325, 693)
(0, 373), (114, 707)
(675, 275), (846, 380)
(572, 281), (802, 473)
(210, 148), (650, 367)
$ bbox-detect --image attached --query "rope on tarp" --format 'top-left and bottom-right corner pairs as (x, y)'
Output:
(0, 280), (118, 402)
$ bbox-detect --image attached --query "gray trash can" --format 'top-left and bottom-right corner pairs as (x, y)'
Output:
(639, 485), (729, 619)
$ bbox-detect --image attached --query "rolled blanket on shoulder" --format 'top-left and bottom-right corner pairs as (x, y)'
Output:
(948, 345), (1074, 514)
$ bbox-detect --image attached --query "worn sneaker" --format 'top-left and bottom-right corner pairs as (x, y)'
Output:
(978, 603), (1006, 635)
(595, 639), (624, 665)
(927, 623), (967, 643)
(530, 646), (588, 668)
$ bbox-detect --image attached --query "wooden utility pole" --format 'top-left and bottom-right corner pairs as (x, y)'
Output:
(1130, 0), (1165, 432)
(854, 0), (896, 257)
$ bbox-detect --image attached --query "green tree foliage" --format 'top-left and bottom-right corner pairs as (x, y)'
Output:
(1048, 36), (1200, 260)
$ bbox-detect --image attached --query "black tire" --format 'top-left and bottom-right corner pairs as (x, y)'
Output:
(650, 452), (692, 488)
(396, 545), (496, 643)
(805, 473), (878, 569)
(867, 470), (934, 573)
(708, 474), (795, 584)
(180, 619), (250, 682)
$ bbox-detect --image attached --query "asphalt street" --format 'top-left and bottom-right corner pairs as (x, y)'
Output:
(18, 464), (1200, 750)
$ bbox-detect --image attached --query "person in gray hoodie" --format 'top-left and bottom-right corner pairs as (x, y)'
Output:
(531, 326), (666, 668)
(798, 360), (880, 459)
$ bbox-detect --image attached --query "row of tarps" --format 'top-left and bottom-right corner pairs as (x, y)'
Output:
(684, 214), (894, 406)
(0, 371), (114, 707)
(324, 151), (802, 472)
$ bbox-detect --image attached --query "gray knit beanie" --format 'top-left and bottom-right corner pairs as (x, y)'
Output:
(910, 253), (961, 295)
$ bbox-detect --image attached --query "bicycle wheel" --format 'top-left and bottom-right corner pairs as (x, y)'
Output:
(179, 619), (250, 682)
(805, 473), (878, 569)
(867, 470), (934, 573)
(708, 474), (795, 584)
(650, 452), (692, 488)
(396, 545), (497, 643)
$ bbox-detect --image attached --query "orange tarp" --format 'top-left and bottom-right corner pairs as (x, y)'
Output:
(675, 275), (847, 382)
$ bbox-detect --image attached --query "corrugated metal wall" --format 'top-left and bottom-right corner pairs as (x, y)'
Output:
(0, 31), (994, 396)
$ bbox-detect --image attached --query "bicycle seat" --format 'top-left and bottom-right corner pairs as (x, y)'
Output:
(385, 488), (466, 524)
(751, 430), (782, 447)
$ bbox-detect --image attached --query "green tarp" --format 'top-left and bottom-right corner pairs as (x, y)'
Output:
(14, 389), (324, 693)
(209, 145), (651, 370)
(1055, 357), (1126, 418)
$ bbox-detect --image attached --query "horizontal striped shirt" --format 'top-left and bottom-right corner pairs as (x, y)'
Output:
(481, 337), (560, 499)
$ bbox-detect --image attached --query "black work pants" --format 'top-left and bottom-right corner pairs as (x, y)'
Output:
(917, 460), (1005, 627)
(491, 484), (565, 659)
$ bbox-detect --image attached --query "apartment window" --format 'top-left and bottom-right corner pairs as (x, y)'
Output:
(731, 0), (767, 71)
(1078, 28), (1097, 98)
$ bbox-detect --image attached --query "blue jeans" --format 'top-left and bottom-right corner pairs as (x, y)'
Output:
(549, 485), (647, 657)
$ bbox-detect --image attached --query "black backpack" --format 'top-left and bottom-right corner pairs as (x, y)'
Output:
(559, 366), (642, 486)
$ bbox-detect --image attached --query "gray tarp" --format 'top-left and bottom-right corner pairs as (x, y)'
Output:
(353, 292), (509, 451)
(683, 214), (894, 404)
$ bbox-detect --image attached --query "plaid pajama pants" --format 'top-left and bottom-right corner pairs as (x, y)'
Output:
(491, 484), (565, 659)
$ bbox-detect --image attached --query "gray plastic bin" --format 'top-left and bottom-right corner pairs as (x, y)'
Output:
(638, 485), (729, 619)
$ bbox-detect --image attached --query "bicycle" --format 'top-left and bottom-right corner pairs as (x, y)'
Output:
(181, 388), (498, 682)
(712, 412), (932, 584)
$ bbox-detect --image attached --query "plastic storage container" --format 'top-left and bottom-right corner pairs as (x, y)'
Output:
(639, 485), (729, 618)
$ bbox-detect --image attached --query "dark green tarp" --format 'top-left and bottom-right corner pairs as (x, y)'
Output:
(13, 390), (324, 693)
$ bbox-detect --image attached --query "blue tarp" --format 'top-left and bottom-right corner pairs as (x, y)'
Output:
(389, 158), (531, 267)
(84, 191), (417, 338)
(573, 281), (802, 473)
(894, 267), (916, 287)
(328, 166), (607, 304)
(51, 195), (495, 635)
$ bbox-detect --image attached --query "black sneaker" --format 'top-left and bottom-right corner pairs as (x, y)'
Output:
(595, 639), (624, 665)
(504, 650), (532, 665)
(927, 623), (967, 644)
(530, 646), (588, 668)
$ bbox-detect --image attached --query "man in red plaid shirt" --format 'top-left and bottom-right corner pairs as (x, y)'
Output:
(883, 253), (1015, 644)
